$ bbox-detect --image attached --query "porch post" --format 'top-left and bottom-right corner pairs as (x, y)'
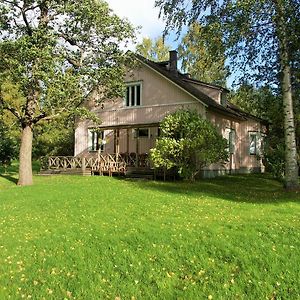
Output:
(114, 129), (117, 153)
(82, 157), (86, 173)
(126, 128), (129, 153)
(116, 129), (120, 155)
(135, 128), (139, 167)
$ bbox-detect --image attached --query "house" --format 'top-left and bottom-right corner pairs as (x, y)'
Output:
(73, 50), (267, 178)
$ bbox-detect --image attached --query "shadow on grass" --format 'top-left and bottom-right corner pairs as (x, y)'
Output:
(0, 173), (18, 184)
(121, 174), (300, 204)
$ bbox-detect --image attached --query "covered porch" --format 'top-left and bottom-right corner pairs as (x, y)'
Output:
(41, 123), (160, 177)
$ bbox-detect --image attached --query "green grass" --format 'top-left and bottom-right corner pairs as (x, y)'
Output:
(0, 171), (299, 299)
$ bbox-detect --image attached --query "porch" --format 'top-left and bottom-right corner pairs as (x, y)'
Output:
(40, 153), (152, 177)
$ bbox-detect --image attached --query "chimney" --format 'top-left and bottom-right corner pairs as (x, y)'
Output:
(169, 50), (178, 74)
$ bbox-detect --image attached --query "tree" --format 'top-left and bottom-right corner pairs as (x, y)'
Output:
(155, 0), (300, 190)
(136, 36), (171, 61)
(150, 110), (228, 181)
(178, 22), (228, 85)
(0, 0), (135, 186)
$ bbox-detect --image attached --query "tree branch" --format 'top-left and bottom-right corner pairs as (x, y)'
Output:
(0, 98), (22, 121)
(21, 6), (33, 36)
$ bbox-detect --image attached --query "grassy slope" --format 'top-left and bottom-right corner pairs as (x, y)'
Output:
(0, 172), (299, 299)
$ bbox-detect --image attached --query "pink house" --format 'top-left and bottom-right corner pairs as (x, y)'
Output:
(73, 51), (267, 178)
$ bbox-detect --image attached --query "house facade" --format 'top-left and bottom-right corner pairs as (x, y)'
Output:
(74, 51), (267, 177)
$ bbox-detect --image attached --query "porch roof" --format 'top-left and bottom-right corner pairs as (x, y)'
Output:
(88, 122), (159, 130)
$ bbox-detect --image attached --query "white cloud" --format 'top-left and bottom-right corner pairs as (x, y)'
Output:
(107, 0), (167, 47)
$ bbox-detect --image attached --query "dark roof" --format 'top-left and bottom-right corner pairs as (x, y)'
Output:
(134, 53), (266, 123)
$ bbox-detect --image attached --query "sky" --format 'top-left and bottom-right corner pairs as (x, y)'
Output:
(107, 0), (178, 50)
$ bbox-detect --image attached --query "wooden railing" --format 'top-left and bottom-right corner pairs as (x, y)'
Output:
(41, 153), (151, 176)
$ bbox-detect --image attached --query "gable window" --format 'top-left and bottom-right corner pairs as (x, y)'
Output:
(88, 129), (104, 151)
(125, 83), (141, 107)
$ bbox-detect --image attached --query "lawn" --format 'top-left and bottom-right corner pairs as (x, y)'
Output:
(0, 170), (299, 299)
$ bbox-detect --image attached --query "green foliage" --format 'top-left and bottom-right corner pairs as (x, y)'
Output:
(151, 110), (228, 180)
(0, 174), (300, 298)
(136, 36), (171, 61)
(179, 22), (228, 85)
(0, 118), (17, 170)
(156, 0), (299, 86)
(0, 0), (135, 123)
(32, 117), (75, 159)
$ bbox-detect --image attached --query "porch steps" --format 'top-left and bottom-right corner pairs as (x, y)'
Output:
(39, 168), (92, 176)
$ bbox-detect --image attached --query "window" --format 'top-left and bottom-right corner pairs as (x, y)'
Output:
(88, 129), (104, 151)
(249, 133), (257, 155)
(125, 83), (141, 107)
(224, 128), (235, 154)
(228, 130), (235, 154)
(133, 128), (149, 138)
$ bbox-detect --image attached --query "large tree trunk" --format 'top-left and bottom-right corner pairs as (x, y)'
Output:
(18, 125), (33, 186)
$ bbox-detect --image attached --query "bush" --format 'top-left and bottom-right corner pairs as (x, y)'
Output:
(150, 110), (228, 181)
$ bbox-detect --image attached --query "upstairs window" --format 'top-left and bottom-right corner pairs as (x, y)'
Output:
(125, 83), (141, 107)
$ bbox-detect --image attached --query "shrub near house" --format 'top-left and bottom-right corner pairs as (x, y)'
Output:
(151, 110), (228, 180)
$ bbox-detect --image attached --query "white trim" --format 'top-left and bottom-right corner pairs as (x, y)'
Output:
(136, 57), (208, 108)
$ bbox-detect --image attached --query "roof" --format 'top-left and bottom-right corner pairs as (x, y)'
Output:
(134, 53), (267, 123)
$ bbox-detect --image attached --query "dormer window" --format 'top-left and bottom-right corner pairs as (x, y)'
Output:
(125, 82), (141, 107)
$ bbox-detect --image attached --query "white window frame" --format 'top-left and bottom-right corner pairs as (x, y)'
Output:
(249, 131), (261, 155)
(224, 128), (235, 154)
(124, 82), (142, 107)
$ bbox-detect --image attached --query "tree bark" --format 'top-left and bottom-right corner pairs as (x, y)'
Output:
(18, 125), (33, 186)
(281, 62), (299, 190)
